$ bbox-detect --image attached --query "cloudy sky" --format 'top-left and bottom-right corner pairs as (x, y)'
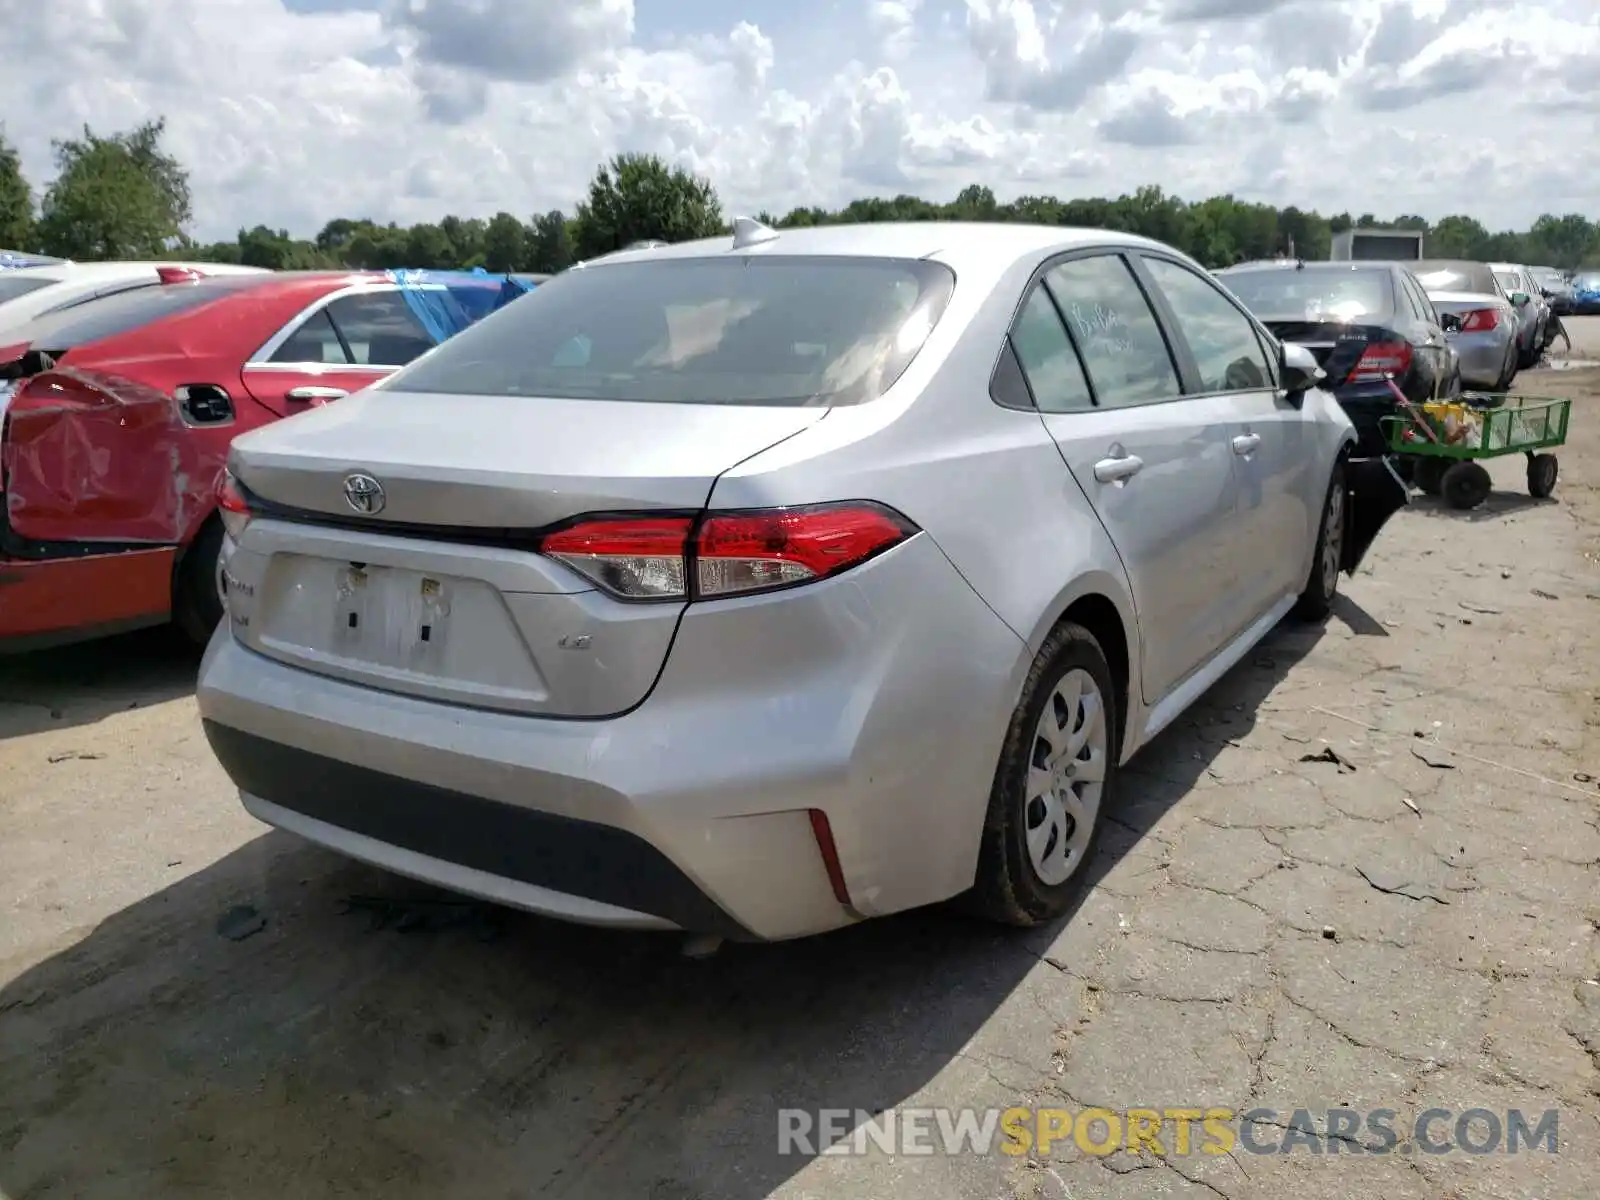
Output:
(4, 0), (1596, 240)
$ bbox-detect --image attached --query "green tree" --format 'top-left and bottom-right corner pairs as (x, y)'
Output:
(482, 211), (525, 273)
(34, 119), (192, 259)
(525, 209), (575, 273)
(404, 222), (454, 268)
(0, 130), (31, 249)
(345, 223), (410, 269)
(439, 215), (485, 267)
(572, 153), (722, 258)
(1428, 215), (1489, 259)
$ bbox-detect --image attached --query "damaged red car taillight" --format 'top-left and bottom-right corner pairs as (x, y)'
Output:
(216, 470), (252, 540)
(538, 503), (919, 602)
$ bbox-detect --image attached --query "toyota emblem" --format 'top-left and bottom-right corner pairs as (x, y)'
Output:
(342, 473), (386, 515)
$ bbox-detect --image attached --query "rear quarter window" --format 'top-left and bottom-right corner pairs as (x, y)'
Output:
(0, 276), (57, 305)
(384, 256), (957, 407)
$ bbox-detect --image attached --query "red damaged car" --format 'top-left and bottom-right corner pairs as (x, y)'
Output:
(1, 268), (525, 652)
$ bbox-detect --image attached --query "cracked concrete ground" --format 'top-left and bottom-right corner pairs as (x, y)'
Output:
(4, 343), (1600, 1199)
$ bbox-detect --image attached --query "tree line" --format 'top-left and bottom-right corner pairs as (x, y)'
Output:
(2, 119), (1597, 277)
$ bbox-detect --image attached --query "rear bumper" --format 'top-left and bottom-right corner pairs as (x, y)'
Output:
(1330, 385), (1400, 456)
(1448, 331), (1512, 387)
(196, 534), (1027, 940)
(207, 722), (745, 936)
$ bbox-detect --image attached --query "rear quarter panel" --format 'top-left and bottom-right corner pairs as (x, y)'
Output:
(709, 246), (1142, 664)
(3, 281), (347, 548)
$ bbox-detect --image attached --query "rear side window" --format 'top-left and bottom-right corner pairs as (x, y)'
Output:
(325, 292), (435, 366)
(1008, 287), (1093, 413)
(272, 309), (349, 364)
(1142, 258), (1271, 393)
(1398, 272), (1433, 322)
(0, 276), (55, 305)
(1042, 255), (1179, 409)
(386, 256), (957, 407)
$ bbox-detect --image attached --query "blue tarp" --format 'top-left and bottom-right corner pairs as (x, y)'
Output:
(384, 268), (535, 344)
(0, 250), (65, 270)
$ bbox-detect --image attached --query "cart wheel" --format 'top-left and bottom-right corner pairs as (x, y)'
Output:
(1527, 453), (1559, 499)
(1441, 461), (1492, 510)
(1413, 457), (1447, 496)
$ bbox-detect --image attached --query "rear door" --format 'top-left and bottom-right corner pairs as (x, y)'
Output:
(1016, 251), (1243, 704)
(240, 288), (440, 417)
(1134, 253), (1313, 625)
(1396, 270), (1451, 394)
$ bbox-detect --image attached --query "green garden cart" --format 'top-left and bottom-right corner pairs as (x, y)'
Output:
(1378, 383), (1571, 511)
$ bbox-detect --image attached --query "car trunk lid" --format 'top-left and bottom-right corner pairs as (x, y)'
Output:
(1259, 319), (1394, 388)
(223, 388), (827, 717)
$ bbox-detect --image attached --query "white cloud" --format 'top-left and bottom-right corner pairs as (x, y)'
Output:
(0, 0), (1593, 240)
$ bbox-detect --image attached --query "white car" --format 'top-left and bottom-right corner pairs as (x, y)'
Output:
(0, 260), (269, 340)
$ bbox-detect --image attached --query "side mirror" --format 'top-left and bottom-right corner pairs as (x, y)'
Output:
(1510, 291), (1529, 307)
(1438, 310), (1463, 333)
(1280, 341), (1325, 396)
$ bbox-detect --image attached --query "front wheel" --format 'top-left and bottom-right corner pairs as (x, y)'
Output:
(1442, 461), (1492, 510)
(1293, 456), (1347, 622)
(1528, 453), (1558, 499)
(967, 622), (1118, 927)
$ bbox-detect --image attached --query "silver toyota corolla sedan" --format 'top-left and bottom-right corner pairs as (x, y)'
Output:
(198, 221), (1405, 944)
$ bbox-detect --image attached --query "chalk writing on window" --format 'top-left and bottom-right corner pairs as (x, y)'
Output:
(1066, 302), (1133, 356)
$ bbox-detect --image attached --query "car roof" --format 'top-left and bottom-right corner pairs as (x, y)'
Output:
(583, 221), (1181, 271)
(1219, 260), (1395, 274)
(0, 260), (267, 284)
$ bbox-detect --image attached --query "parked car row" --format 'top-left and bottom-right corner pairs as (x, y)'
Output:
(0, 262), (534, 653)
(1210, 254), (1578, 470)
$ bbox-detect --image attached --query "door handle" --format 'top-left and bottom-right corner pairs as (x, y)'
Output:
(1232, 433), (1262, 456)
(1093, 454), (1144, 483)
(286, 386), (348, 402)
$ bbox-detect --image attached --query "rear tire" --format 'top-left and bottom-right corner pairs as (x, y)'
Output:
(1493, 348), (1517, 392)
(968, 622), (1118, 927)
(174, 517), (225, 648)
(1441, 461), (1492, 510)
(1293, 455), (1347, 622)
(1413, 457), (1447, 496)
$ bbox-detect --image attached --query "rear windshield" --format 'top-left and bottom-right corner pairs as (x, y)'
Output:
(1412, 261), (1498, 296)
(16, 276), (272, 350)
(1218, 267), (1394, 321)
(0, 275), (57, 305)
(1492, 270), (1523, 294)
(1573, 272), (1600, 289)
(385, 255), (957, 407)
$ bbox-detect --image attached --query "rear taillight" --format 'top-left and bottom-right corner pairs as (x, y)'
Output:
(539, 503), (919, 602)
(1460, 308), (1500, 332)
(540, 515), (692, 600)
(1346, 340), (1413, 383)
(216, 470), (252, 540)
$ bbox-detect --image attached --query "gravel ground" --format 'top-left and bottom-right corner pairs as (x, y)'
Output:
(3, 333), (1599, 1199)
